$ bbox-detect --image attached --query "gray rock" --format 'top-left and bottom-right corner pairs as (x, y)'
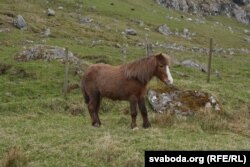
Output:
(114, 43), (121, 48)
(158, 24), (172, 35)
(181, 59), (200, 68)
(244, 36), (250, 43)
(135, 20), (144, 26)
(181, 59), (209, 73)
(183, 28), (189, 37)
(244, 29), (249, 33)
(80, 17), (93, 24)
(233, 0), (250, 6)
(48, 8), (55, 16)
(215, 104), (221, 112)
(58, 6), (64, 10)
(0, 28), (10, 33)
(155, 0), (250, 24)
(91, 40), (103, 47)
(233, 6), (249, 24)
(125, 28), (137, 36)
(209, 96), (217, 104)
(205, 102), (212, 109)
(13, 15), (27, 30)
(15, 45), (79, 64)
(43, 28), (50, 37)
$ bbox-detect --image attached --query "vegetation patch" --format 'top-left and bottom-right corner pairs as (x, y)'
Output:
(0, 63), (11, 75)
(1, 146), (28, 167)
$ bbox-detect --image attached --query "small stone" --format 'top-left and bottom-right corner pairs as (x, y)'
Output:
(209, 96), (216, 104)
(244, 29), (249, 33)
(114, 43), (121, 48)
(158, 24), (172, 36)
(152, 96), (157, 102)
(0, 28), (10, 33)
(58, 6), (64, 10)
(183, 28), (189, 37)
(43, 28), (50, 37)
(205, 102), (212, 109)
(25, 40), (34, 44)
(125, 28), (137, 36)
(14, 15), (27, 30)
(48, 8), (55, 16)
(215, 104), (221, 112)
(176, 102), (182, 107)
(80, 17), (93, 24)
(244, 37), (250, 43)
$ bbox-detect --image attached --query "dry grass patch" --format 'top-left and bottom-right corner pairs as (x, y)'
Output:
(228, 105), (250, 137)
(90, 133), (123, 165)
(1, 146), (28, 167)
(150, 112), (174, 127)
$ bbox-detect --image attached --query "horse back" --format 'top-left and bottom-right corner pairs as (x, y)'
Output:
(83, 63), (146, 101)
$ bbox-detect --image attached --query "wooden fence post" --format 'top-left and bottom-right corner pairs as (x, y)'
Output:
(207, 38), (213, 83)
(63, 47), (69, 97)
(145, 33), (149, 56)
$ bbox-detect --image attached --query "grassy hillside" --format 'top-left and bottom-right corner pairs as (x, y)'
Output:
(0, 0), (250, 166)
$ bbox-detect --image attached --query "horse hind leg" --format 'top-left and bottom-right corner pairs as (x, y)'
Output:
(88, 92), (101, 127)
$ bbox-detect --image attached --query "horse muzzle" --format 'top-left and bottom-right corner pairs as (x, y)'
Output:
(165, 78), (173, 85)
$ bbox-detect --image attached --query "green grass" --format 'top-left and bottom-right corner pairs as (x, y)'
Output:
(0, 111), (250, 167)
(0, 0), (250, 166)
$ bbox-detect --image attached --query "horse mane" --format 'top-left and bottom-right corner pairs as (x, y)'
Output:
(121, 56), (157, 84)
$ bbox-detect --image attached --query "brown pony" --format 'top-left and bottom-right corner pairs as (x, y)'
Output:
(80, 53), (173, 129)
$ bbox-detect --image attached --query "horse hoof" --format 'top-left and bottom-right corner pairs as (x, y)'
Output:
(143, 122), (151, 129)
(92, 123), (101, 127)
(131, 123), (137, 129)
(132, 127), (139, 131)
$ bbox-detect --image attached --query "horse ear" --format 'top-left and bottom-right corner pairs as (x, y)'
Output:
(155, 52), (164, 60)
(155, 53), (172, 65)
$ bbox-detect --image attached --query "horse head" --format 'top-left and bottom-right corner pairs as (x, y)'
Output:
(154, 53), (174, 85)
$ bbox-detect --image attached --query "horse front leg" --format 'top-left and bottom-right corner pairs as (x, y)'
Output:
(129, 98), (138, 129)
(138, 97), (151, 128)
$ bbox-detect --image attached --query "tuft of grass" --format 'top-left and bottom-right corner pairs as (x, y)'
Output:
(151, 112), (175, 127)
(90, 133), (123, 166)
(228, 105), (250, 137)
(1, 146), (28, 167)
(192, 109), (228, 132)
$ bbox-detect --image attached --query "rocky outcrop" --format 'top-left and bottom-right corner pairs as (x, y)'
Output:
(15, 45), (79, 64)
(147, 88), (221, 115)
(157, 24), (172, 35)
(155, 0), (250, 24)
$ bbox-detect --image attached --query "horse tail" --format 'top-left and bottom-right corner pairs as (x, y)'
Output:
(80, 77), (89, 104)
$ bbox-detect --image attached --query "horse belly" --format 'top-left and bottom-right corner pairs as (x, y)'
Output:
(99, 79), (143, 101)
(99, 82), (127, 100)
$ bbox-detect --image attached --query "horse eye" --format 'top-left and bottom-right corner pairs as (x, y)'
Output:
(159, 64), (164, 68)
